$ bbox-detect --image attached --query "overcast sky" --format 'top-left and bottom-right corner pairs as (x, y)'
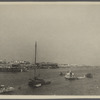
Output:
(0, 2), (100, 65)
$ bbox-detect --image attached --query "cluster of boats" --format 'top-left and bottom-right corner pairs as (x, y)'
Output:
(0, 70), (88, 94)
(0, 69), (91, 94)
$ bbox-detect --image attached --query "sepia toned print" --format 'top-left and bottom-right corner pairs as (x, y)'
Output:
(0, 2), (100, 96)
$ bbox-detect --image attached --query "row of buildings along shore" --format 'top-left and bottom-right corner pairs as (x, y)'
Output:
(0, 60), (31, 72)
(0, 60), (97, 72)
(0, 60), (59, 71)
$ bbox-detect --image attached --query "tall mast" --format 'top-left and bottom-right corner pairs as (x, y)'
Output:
(34, 41), (37, 78)
(35, 41), (37, 65)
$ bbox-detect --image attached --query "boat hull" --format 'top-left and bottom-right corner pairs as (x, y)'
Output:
(65, 77), (78, 80)
(28, 78), (51, 88)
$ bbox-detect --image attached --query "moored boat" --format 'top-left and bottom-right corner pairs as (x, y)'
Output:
(0, 85), (14, 94)
(28, 42), (51, 88)
(64, 70), (78, 80)
(28, 77), (51, 88)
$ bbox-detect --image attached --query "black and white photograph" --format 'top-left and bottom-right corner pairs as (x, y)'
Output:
(0, 2), (100, 96)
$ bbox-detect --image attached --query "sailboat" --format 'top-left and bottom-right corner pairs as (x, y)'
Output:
(28, 42), (51, 88)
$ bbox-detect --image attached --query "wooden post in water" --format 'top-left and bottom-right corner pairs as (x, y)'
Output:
(34, 41), (37, 79)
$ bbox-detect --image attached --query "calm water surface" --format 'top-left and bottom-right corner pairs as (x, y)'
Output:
(0, 67), (100, 95)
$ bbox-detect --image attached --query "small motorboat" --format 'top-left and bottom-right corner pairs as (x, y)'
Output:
(0, 85), (14, 94)
(64, 70), (78, 80)
(64, 70), (87, 80)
